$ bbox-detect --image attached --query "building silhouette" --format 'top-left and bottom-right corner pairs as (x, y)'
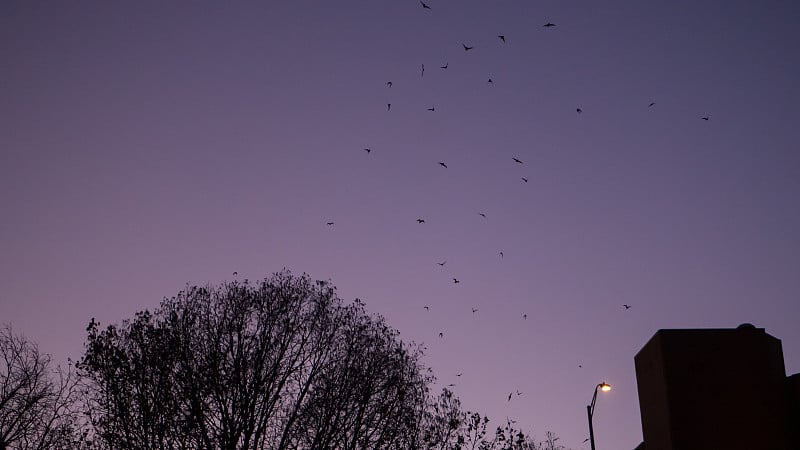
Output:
(633, 324), (800, 450)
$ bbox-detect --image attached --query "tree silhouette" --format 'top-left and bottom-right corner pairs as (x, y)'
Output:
(412, 388), (569, 450)
(77, 271), (568, 450)
(1, 324), (83, 450)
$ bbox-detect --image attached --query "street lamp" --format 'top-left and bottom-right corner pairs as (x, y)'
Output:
(586, 382), (611, 450)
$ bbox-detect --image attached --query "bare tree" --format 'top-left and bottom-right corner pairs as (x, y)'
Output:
(411, 389), (569, 450)
(78, 272), (432, 450)
(288, 298), (431, 450)
(77, 271), (570, 450)
(0, 324), (82, 450)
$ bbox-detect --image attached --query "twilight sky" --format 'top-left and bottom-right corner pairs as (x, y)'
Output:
(2, 1), (800, 448)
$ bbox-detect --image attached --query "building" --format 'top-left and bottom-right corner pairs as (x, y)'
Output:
(633, 324), (800, 450)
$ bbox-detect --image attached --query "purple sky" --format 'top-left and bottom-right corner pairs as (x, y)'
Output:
(2, 1), (800, 448)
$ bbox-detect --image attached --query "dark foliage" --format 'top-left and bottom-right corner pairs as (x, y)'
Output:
(77, 271), (568, 450)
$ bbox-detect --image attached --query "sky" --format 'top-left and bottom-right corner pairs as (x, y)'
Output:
(2, 1), (800, 448)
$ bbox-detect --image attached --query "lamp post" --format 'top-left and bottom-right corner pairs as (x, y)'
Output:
(586, 382), (611, 450)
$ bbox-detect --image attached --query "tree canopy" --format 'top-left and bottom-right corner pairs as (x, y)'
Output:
(75, 271), (568, 450)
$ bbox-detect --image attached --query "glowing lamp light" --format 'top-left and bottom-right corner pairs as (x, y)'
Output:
(587, 382), (612, 450)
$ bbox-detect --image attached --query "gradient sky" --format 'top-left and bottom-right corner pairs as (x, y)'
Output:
(2, 1), (800, 448)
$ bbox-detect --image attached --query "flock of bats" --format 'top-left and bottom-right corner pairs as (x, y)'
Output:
(297, 0), (711, 411)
